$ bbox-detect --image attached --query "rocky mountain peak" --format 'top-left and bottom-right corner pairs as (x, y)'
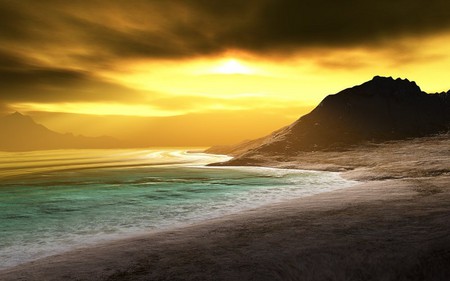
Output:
(348, 76), (423, 98)
(210, 76), (450, 157)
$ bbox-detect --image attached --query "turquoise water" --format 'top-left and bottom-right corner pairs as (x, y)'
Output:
(0, 149), (354, 269)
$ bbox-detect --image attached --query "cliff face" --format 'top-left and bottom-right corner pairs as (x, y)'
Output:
(0, 112), (121, 151)
(212, 76), (450, 157)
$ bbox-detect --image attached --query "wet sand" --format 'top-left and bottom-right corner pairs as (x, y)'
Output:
(1, 135), (449, 280)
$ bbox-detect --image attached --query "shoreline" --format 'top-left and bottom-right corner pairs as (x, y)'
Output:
(1, 136), (449, 280)
(0, 158), (354, 270)
(1, 177), (449, 281)
(0, 165), (356, 272)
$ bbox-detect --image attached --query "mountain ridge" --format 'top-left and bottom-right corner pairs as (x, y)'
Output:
(0, 112), (122, 151)
(207, 76), (450, 159)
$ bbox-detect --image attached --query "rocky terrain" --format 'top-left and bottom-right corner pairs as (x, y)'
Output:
(208, 76), (450, 158)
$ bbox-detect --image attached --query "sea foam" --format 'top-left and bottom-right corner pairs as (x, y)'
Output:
(0, 149), (356, 269)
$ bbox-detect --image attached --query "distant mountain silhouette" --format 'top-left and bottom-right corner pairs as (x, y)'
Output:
(0, 112), (121, 151)
(208, 76), (450, 157)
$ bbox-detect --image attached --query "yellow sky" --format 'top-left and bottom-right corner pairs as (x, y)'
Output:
(14, 33), (450, 120)
(2, 1), (450, 146)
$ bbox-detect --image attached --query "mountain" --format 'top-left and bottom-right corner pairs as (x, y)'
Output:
(0, 112), (122, 151)
(207, 76), (450, 157)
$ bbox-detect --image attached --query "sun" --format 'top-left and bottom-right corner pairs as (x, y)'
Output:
(212, 59), (254, 75)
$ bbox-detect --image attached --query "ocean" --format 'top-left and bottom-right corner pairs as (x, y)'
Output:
(0, 149), (355, 269)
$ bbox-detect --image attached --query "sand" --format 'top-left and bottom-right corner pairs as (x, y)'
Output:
(1, 135), (449, 281)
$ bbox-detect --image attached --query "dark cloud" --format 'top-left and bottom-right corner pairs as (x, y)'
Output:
(0, 68), (145, 103)
(183, 0), (450, 52)
(0, 0), (449, 105)
(235, 0), (450, 51)
(0, 50), (145, 103)
(1, 0), (449, 61)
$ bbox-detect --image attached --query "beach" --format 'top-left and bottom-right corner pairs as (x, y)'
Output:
(1, 135), (449, 280)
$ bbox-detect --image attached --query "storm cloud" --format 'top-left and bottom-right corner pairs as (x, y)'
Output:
(1, 0), (450, 60)
(0, 0), (449, 106)
(0, 50), (145, 104)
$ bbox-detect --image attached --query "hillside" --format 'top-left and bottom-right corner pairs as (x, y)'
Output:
(209, 76), (450, 159)
(0, 112), (121, 151)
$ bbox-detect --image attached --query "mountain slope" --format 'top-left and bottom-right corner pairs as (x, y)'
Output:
(0, 112), (121, 151)
(210, 76), (450, 158)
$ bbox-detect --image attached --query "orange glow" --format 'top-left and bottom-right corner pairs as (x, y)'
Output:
(211, 59), (254, 75)
(11, 103), (184, 117)
(6, 32), (450, 146)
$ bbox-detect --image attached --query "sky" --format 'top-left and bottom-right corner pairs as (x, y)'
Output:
(1, 0), (450, 146)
